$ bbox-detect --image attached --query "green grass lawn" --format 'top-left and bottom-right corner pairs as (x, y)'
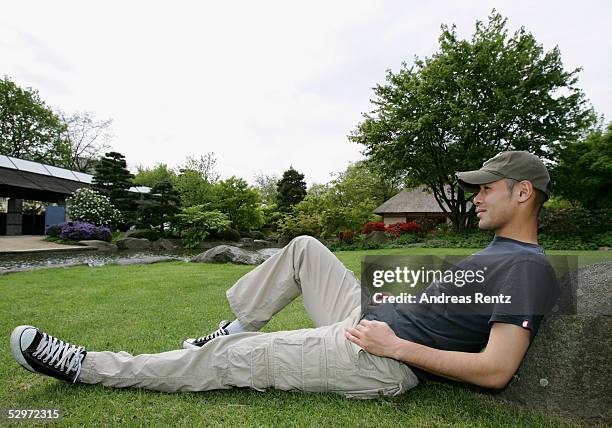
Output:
(1, 248), (609, 427)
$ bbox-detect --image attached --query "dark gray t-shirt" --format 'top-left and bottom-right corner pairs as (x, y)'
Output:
(365, 235), (560, 382)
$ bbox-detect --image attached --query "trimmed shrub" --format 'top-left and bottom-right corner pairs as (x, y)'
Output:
(361, 221), (386, 234)
(385, 221), (422, 238)
(56, 221), (112, 242)
(45, 224), (62, 238)
(391, 233), (423, 245)
(539, 207), (612, 238)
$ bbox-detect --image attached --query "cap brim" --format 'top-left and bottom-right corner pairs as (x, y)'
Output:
(455, 170), (504, 193)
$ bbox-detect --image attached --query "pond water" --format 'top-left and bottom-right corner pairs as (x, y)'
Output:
(0, 247), (283, 272)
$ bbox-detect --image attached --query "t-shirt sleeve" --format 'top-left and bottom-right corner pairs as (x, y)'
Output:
(488, 258), (559, 339)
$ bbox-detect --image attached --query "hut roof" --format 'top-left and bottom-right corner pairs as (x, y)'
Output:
(373, 186), (451, 214)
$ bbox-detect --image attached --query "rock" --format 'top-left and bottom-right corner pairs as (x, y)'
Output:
(79, 240), (118, 251)
(125, 229), (161, 240)
(598, 246), (610, 251)
(240, 238), (255, 247)
(253, 239), (271, 250)
(496, 262), (612, 422)
(407, 242), (427, 248)
(191, 245), (268, 265)
(111, 256), (180, 266)
(195, 240), (225, 250)
(116, 237), (152, 250)
(151, 238), (179, 251)
(366, 230), (388, 243)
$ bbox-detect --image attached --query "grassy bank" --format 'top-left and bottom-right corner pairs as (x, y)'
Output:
(1, 248), (608, 426)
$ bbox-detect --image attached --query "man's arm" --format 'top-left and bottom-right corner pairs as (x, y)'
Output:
(345, 320), (530, 389)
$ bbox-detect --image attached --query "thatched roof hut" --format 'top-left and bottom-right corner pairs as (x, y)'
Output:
(373, 186), (451, 225)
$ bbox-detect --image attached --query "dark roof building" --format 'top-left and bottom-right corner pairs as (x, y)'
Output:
(0, 155), (149, 235)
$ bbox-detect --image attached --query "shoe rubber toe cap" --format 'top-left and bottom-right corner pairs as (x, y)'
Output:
(10, 325), (37, 372)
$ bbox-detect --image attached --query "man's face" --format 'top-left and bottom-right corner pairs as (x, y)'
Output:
(473, 179), (516, 231)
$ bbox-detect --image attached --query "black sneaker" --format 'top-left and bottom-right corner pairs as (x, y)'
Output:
(183, 320), (231, 349)
(10, 325), (87, 383)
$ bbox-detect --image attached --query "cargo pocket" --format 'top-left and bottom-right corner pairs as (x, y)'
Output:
(342, 383), (403, 399)
(272, 336), (327, 393)
(227, 346), (270, 392)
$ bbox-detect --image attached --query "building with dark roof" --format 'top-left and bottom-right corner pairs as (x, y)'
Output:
(0, 155), (148, 235)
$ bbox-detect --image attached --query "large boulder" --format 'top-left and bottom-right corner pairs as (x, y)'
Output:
(111, 256), (181, 266)
(496, 262), (612, 422)
(116, 237), (152, 250)
(151, 238), (179, 251)
(79, 240), (118, 251)
(191, 245), (268, 265)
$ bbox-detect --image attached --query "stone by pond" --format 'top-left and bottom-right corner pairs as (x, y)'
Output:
(0, 246), (283, 275)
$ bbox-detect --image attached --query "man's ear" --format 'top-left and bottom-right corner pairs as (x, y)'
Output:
(516, 180), (535, 203)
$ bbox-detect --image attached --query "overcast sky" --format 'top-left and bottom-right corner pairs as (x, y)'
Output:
(1, 1), (610, 187)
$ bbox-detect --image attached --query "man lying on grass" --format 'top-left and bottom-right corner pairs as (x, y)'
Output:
(11, 151), (559, 397)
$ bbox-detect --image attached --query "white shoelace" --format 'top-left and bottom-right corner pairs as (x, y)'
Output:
(31, 333), (86, 382)
(195, 322), (228, 343)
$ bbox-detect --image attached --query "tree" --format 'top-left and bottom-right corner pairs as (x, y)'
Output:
(92, 152), (135, 226)
(173, 168), (214, 208)
(182, 152), (220, 183)
(294, 160), (402, 237)
(350, 11), (595, 231)
(58, 110), (113, 173)
(137, 180), (180, 232)
(211, 176), (265, 231)
(0, 76), (71, 166)
(253, 171), (279, 206)
(133, 163), (177, 187)
(276, 166), (307, 212)
(551, 123), (612, 209)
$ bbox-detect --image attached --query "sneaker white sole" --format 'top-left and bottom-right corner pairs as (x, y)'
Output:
(10, 325), (36, 372)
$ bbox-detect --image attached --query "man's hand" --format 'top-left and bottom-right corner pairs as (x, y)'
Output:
(344, 319), (401, 358)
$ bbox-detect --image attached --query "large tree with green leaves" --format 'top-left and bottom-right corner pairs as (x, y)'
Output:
(551, 123), (612, 209)
(350, 11), (595, 231)
(276, 166), (307, 213)
(133, 163), (177, 187)
(0, 76), (71, 166)
(211, 176), (264, 231)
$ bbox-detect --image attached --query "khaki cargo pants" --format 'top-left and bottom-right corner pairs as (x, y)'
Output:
(79, 235), (419, 397)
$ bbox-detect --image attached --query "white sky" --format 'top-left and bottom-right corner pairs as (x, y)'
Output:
(1, 1), (610, 187)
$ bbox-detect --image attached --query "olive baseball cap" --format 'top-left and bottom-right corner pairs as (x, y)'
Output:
(455, 151), (551, 199)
